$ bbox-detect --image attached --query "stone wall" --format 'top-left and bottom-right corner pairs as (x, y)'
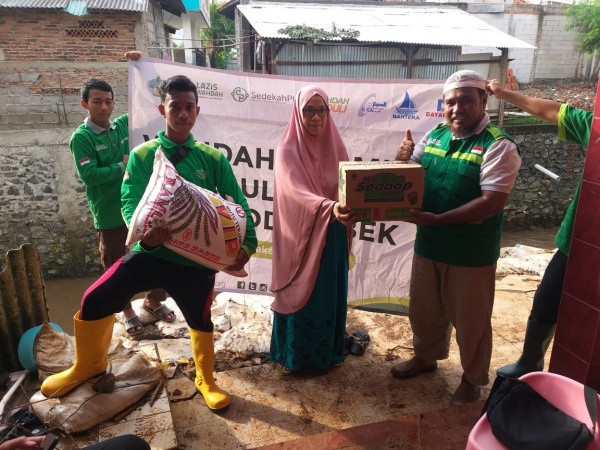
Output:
(0, 128), (99, 278)
(503, 124), (584, 230)
(0, 124), (585, 279)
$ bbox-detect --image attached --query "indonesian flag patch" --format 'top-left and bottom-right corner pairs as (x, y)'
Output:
(471, 147), (483, 155)
(79, 157), (90, 166)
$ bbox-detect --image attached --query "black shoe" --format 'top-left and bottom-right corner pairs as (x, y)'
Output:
(349, 329), (370, 356)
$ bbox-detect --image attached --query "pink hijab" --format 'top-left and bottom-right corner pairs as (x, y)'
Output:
(270, 85), (350, 314)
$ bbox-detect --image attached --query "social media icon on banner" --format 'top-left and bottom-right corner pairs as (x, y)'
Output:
(249, 282), (257, 290)
(237, 281), (246, 289)
(260, 284), (268, 292)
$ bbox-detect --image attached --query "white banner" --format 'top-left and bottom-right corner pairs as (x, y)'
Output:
(128, 58), (444, 313)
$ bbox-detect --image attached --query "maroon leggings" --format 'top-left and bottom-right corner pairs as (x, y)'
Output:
(80, 252), (215, 331)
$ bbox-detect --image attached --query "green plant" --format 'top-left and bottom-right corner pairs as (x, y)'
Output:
(565, 0), (600, 79)
(502, 115), (553, 125)
(278, 23), (359, 44)
(201, 2), (235, 69)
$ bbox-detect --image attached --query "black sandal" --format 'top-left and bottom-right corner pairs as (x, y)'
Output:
(349, 329), (370, 356)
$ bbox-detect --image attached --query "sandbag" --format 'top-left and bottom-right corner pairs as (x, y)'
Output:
(126, 148), (247, 276)
(31, 323), (162, 433)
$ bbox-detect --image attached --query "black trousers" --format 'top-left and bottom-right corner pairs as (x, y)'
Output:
(80, 252), (216, 331)
(530, 249), (569, 325)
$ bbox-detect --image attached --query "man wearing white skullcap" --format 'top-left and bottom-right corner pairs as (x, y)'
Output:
(392, 70), (521, 405)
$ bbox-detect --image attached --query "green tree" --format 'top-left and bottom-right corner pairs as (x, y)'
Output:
(201, 2), (235, 69)
(564, 0), (600, 79)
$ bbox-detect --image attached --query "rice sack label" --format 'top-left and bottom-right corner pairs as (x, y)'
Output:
(126, 148), (247, 276)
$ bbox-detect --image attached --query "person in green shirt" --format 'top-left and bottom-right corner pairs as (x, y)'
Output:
(487, 79), (593, 378)
(70, 51), (173, 336)
(42, 75), (257, 413)
(392, 70), (521, 405)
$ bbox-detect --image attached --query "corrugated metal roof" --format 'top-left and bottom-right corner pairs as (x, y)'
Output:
(0, 0), (148, 11)
(238, 2), (535, 49)
(0, 0), (68, 7)
(86, 0), (147, 11)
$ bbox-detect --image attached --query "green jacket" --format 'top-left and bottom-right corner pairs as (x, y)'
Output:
(554, 104), (593, 256)
(122, 131), (257, 269)
(415, 122), (516, 267)
(69, 113), (129, 229)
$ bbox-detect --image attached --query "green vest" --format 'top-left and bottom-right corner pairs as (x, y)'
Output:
(415, 122), (515, 267)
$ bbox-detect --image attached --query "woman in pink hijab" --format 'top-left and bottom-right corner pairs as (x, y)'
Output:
(269, 85), (355, 375)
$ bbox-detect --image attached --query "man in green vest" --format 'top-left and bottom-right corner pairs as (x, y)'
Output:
(486, 78), (593, 379)
(70, 52), (173, 336)
(393, 70), (521, 405)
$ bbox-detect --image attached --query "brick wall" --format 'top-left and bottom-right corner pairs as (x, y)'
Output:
(0, 10), (136, 62)
(0, 3), (167, 130)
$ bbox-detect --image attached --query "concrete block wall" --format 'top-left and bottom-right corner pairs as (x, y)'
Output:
(535, 13), (584, 79)
(0, 64), (129, 130)
(466, 5), (586, 83)
(506, 13), (538, 83)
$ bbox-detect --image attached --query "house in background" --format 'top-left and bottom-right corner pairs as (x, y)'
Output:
(219, 0), (591, 84)
(0, 0), (210, 130)
(218, 0), (534, 116)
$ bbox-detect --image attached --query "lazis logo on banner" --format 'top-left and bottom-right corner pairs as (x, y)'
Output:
(198, 82), (223, 100)
(129, 57), (445, 313)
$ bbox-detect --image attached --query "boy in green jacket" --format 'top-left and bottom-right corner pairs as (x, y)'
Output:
(43, 75), (257, 411)
(70, 51), (172, 335)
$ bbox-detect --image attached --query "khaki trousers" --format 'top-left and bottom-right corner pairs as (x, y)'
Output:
(409, 252), (495, 386)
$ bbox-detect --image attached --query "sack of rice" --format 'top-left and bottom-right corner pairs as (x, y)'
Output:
(126, 148), (247, 276)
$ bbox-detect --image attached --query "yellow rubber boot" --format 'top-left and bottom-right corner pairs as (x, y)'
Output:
(190, 328), (230, 411)
(41, 312), (115, 398)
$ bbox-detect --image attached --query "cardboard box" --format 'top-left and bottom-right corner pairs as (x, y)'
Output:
(338, 160), (424, 222)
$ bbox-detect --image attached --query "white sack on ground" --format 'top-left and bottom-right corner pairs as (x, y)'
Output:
(31, 323), (162, 433)
(126, 148), (248, 276)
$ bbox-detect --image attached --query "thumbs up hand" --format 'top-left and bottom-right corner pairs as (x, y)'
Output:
(396, 129), (414, 161)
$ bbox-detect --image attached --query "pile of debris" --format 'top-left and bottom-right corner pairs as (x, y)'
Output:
(518, 79), (597, 111)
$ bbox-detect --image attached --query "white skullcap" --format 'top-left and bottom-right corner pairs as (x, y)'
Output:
(443, 70), (486, 94)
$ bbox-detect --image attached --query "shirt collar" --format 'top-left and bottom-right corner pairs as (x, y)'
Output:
(158, 130), (195, 150)
(450, 113), (490, 140)
(84, 117), (116, 134)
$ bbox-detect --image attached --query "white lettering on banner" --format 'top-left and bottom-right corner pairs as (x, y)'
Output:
(128, 58), (444, 309)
